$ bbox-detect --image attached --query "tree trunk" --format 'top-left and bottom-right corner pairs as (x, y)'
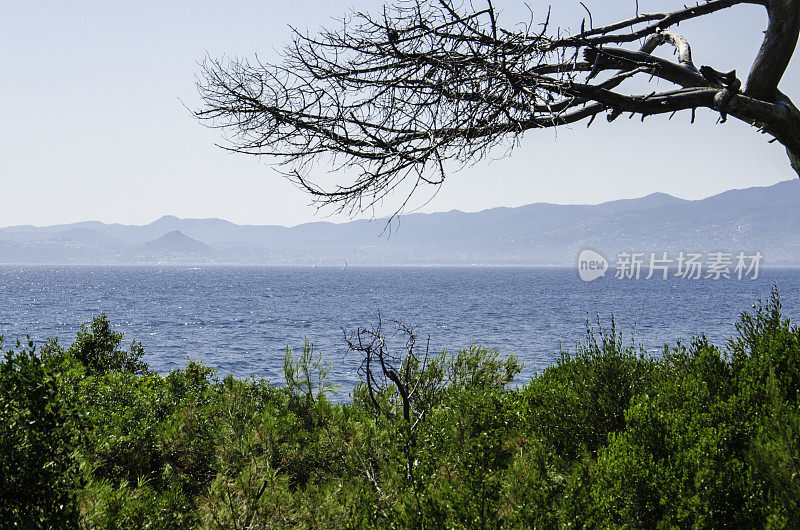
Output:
(745, 0), (800, 102)
(740, 0), (800, 175)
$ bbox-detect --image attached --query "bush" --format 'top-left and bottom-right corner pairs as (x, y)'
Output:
(3, 289), (800, 527)
(521, 317), (658, 460)
(42, 313), (148, 375)
(0, 338), (80, 527)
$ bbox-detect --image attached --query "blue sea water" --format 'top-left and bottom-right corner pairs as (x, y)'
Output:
(1, 266), (798, 395)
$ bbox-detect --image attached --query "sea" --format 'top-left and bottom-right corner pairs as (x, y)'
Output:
(1, 266), (798, 396)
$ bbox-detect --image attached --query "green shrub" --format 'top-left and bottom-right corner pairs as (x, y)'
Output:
(591, 348), (755, 528)
(42, 313), (148, 375)
(748, 371), (800, 528)
(730, 287), (800, 413)
(521, 317), (658, 460)
(0, 338), (80, 527)
(3, 289), (800, 527)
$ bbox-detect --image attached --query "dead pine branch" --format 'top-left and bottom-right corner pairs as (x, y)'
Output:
(198, 0), (800, 214)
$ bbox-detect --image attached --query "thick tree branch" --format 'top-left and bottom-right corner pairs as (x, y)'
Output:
(745, 0), (800, 101)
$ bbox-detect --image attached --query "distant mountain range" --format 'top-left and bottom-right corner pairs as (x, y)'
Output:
(1, 180), (799, 266)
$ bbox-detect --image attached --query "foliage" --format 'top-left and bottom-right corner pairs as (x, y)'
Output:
(0, 338), (80, 528)
(283, 340), (339, 403)
(521, 318), (657, 460)
(42, 312), (149, 375)
(2, 289), (800, 527)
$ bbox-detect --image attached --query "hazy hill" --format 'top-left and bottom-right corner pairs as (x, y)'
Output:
(142, 231), (216, 256)
(0, 180), (797, 265)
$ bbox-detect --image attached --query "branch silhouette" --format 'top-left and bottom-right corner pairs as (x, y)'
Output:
(197, 0), (800, 215)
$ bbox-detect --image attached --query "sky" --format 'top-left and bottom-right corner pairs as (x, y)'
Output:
(1, 0), (797, 227)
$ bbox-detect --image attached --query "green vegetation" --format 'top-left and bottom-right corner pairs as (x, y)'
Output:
(2, 288), (800, 528)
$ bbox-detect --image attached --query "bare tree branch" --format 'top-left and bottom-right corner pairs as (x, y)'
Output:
(344, 317), (441, 503)
(197, 0), (800, 215)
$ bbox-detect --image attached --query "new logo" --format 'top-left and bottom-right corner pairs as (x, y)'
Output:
(577, 249), (609, 282)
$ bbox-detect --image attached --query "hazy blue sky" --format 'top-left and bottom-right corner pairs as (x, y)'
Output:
(1, 0), (797, 227)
